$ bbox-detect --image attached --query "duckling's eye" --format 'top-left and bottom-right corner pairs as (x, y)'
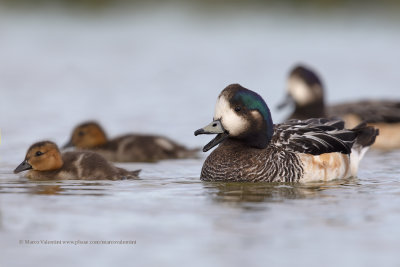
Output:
(35, 151), (43, 157)
(78, 131), (85, 137)
(234, 106), (241, 112)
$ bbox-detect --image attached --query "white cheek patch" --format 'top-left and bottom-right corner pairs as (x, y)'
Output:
(214, 96), (249, 136)
(287, 76), (314, 106)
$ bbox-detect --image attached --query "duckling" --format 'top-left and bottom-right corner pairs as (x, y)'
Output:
(63, 121), (198, 162)
(278, 65), (400, 149)
(194, 84), (378, 183)
(14, 141), (140, 180)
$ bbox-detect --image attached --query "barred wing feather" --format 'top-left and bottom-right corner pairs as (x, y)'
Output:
(272, 118), (357, 155)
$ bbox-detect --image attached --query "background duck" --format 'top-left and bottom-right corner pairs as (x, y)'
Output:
(195, 84), (378, 183)
(14, 141), (140, 180)
(278, 65), (400, 150)
(63, 121), (199, 162)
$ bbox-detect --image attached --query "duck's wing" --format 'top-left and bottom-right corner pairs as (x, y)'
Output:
(328, 100), (400, 123)
(272, 118), (357, 155)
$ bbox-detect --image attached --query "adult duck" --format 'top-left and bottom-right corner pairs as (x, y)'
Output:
(195, 84), (378, 182)
(278, 65), (400, 150)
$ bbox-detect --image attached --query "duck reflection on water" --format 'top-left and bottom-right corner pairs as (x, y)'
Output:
(202, 178), (358, 204)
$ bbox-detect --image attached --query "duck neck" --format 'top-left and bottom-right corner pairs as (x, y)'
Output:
(292, 99), (326, 120)
(236, 114), (273, 149)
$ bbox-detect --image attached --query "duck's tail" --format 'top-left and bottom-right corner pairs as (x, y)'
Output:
(350, 122), (379, 175)
(155, 137), (200, 159)
(177, 147), (201, 159)
(128, 169), (141, 178)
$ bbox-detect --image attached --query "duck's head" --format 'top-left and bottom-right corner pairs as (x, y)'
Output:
(278, 65), (324, 109)
(63, 121), (107, 149)
(195, 84), (273, 152)
(14, 141), (64, 174)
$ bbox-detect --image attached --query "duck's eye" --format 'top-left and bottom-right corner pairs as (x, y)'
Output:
(35, 151), (43, 157)
(234, 106), (241, 112)
(78, 131), (85, 137)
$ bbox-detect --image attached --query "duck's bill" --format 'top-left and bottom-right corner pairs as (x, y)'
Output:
(62, 140), (73, 149)
(202, 133), (229, 152)
(277, 93), (294, 110)
(194, 120), (229, 152)
(14, 160), (32, 174)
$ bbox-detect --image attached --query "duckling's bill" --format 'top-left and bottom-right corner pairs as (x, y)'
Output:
(194, 119), (229, 152)
(14, 160), (32, 174)
(62, 139), (73, 149)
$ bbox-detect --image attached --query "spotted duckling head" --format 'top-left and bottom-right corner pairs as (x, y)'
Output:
(278, 64), (324, 110)
(195, 84), (273, 152)
(14, 141), (64, 174)
(63, 121), (108, 149)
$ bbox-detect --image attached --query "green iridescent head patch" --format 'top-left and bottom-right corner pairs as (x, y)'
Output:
(235, 91), (271, 121)
(234, 89), (274, 140)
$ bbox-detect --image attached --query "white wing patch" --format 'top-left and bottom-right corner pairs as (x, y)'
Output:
(155, 138), (174, 151)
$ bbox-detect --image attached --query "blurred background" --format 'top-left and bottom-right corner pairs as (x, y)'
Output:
(1, 0), (400, 164)
(1, 1), (400, 267)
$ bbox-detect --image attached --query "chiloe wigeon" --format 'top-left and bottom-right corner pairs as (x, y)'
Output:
(195, 84), (378, 182)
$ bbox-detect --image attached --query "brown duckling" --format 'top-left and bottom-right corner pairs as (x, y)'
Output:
(14, 141), (140, 181)
(63, 121), (198, 162)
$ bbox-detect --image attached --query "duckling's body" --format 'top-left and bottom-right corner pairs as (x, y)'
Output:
(196, 84), (378, 183)
(279, 65), (400, 150)
(64, 122), (198, 162)
(83, 134), (196, 163)
(14, 141), (140, 181)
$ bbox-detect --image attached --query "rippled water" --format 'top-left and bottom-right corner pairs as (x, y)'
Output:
(2, 150), (400, 267)
(1, 5), (400, 267)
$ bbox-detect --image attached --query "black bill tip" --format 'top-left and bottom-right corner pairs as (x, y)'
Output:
(14, 160), (32, 174)
(194, 128), (205, 136)
(203, 132), (229, 152)
(277, 94), (294, 110)
(62, 140), (73, 149)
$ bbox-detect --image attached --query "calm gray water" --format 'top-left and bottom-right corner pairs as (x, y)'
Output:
(1, 5), (400, 267)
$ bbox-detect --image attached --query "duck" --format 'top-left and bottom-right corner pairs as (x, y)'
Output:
(194, 84), (378, 183)
(277, 64), (400, 150)
(14, 141), (140, 180)
(63, 121), (199, 162)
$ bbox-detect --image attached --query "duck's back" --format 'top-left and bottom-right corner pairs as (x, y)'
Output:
(328, 100), (400, 125)
(328, 100), (400, 149)
(96, 134), (197, 162)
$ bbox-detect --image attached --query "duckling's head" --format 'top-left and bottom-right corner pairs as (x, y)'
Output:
(63, 121), (108, 149)
(195, 84), (273, 152)
(14, 141), (64, 174)
(278, 65), (324, 109)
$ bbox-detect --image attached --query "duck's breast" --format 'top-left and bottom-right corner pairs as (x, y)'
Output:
(201, 143), (303, 182)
